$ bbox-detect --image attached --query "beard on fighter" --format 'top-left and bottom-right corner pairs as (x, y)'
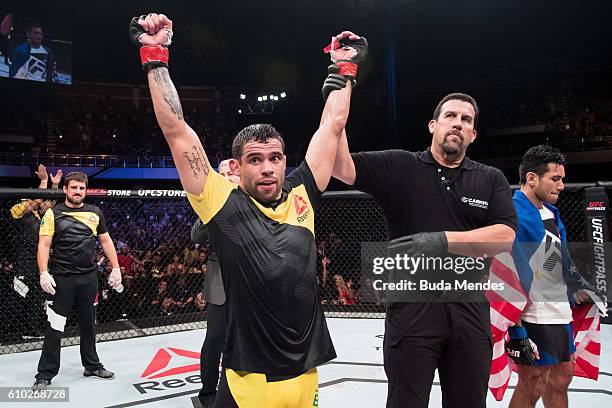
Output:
(66, 194), (84, 205)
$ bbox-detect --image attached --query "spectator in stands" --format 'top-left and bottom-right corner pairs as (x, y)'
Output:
(150, 280), (171, 313)
(0, 258), (18, 342)
(165, 254), (181, 275)
(183, 242), (199, 264)
(173, 275), (194, 311)
(10, 23), (57, 82)
(117, 246), (134, 278)
(194, 291), (207, 311)
(334, 274), (357, 306)
(157, 295), (177, 316)
(318, 255), (335, 304)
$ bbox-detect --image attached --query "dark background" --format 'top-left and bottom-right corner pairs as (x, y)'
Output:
(1, 0), (611, 185)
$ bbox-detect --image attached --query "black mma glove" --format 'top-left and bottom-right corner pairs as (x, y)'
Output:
(129, 14), (173, 72)
(322, 67), (350, 102)
(506, 326), (538, 365)
(388, 231), (448, 259)
(322, 34), (369, 100)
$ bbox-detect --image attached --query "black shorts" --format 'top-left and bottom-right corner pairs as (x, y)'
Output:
(521, 321), (576, 366)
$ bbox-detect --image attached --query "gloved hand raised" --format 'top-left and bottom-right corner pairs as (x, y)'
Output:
(129, 13), (173, 71)
(322, 31), (368, 100)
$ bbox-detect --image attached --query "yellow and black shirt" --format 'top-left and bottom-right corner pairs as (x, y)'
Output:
(39, 203), (108, 275)
(188, 161), (336, 375)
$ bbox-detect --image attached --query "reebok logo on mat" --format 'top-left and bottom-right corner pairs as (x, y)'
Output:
(140, 347), (200, 379)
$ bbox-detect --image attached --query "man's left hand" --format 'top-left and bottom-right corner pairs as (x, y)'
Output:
(388, 231), (448, 258)
(35, 164), (48, 182)
(574, 289), (593, 304)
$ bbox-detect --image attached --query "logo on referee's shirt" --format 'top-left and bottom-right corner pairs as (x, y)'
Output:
(461, 196), (489, 209)
(294, 194), (308, 216)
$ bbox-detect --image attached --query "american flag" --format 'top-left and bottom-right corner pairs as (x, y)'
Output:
(486, 252), (604, 401)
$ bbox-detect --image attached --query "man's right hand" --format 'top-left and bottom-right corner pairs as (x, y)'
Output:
(129, 13), (173, 71)
(40, 271), (56, 295)
(506, 326), (540, 365)
(35, 164), (48, 182)
(129, 13), (173, 46)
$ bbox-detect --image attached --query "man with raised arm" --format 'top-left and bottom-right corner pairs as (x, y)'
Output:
(130, 13), (367, 407)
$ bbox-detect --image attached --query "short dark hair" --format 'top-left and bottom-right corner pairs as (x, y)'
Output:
(27, 23), (43, 33)
(64, 171), (88, 188)
(433, 93), (479, 127)
(231, 124), (285, 160)
(519, 145), (566, 184)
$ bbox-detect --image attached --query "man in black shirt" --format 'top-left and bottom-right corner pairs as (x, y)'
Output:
(32, 171), (123, 390)
(9, 165), (62, 337)
(332, 93), (517, 408)
(133, 14), (366, 407)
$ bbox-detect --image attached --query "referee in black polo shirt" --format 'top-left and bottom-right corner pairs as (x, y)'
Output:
(32, 171), (122, 390)
(332, 93), (518, 408)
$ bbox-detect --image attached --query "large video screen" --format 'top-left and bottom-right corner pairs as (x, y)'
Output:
(0, 13), (72, 84)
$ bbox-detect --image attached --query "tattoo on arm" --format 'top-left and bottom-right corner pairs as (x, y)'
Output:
(183, 146), (209, 178)
(152, 68), (184, 120)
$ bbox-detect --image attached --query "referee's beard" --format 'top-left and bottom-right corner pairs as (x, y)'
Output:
(440, 136), (465, 157)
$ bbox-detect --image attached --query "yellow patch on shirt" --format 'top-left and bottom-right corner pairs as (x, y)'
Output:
(249, 184), (315, 236)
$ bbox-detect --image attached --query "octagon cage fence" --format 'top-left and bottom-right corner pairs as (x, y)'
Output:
(0, 183), (610, 355)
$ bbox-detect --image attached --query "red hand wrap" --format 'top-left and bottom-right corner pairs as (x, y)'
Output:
(336, 61), (358, 77)
(140, 45), (169, 67)
(323, 39), (340, 54)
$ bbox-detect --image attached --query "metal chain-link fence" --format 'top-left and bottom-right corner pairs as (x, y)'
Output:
(0, 190), (205, 355)
(0, 185), (609, 354)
